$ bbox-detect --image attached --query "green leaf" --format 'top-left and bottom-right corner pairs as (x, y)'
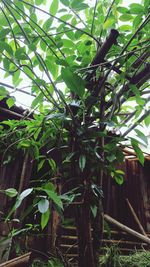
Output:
(79, 154), (86, 172)
(119, 14), (133, 21)
(61, 68), (85, 97)
(48, 158), (57, 172)
(0, 28), (11, 39)
(115, 175), (124, 185)
(5, 188), (18, 198)
(18, 140), (31, 148)
(6, 98), (15, 108)
(71, 0), (88, 11)
(0, 86), (8, 96)
(91, 205), (97, 218)
(6, 188), (33, 219)
(43, 18), (53, 31)
(131, 139), (144, 166)
(50, 0), (59, 16)
(135, 129), (148, 146)
(144, 115), (150, 127)
(28, 43), (36, 52)
(38, 198), (49, 213)
(60, 0), (70, 6)
(129, 3), (144, 14)
(41, 209), (50, 229)
(103, 18), (115, 29)
(3, 58), (10, 71)
(38, 159), (45, 172)
(133, 16), (143, 28)
(35, 0), (43, 5)
(31, 93), (43, 108)
(118, 25), (131, 31)
(15, 47), (27, 60)
(107, 154), (116, 162)
(44, 189), (63, 210)
(0, 41), (13, 56)
(117, 6), (129, 14)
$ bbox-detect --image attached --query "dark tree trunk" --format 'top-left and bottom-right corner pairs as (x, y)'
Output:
(76, 175), (95, 267)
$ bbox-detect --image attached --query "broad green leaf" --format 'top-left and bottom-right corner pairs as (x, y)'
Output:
(48, 158), (57, 172)
(50, 0), (59, 16)
(6, 98), (15, 108)
(12, 70), (22, 87)
(119, 14), (133, 21)
(43, 18), (53, 31)
(71, 0), (88, 10)
(131, 139), (144, 166)
(38, 198), (49, 213)
(5, 188), (18, 198)
(0, 41), (13, 56)
(15, 47), (27, 60)
(0, 86), (8, 96)
(61, 68), (85, 97)
(129, 3), (144, 14)
(60, 14), (72, 21)
(79, 154), (86, 172)
(135, 129), (148, 145)
(107, 154), (116, 162)
(115, 170), (125, 175)
(28, 43), (36, 52)
(117, 6), (129, 14)
(18, 140), (31, 148)
(38, 159), (45, 172)
(35, 0), (43, 5)
(103, 18), (115, 29)
(144, 115), (150, 127)
(115, 175), (124, 185)
(60, 0), (70, 6)
(41, 209), (50, 229)
(3, 58), (10, 71)
(0, 28), (11, 38)
(91, 205), (97, 218)
(119, 25), (131, 31)
(44, 189), (63, 210)
(31, 93), (43, 108)
(133, 16), (143, 28)
(6, 188), (33, 220)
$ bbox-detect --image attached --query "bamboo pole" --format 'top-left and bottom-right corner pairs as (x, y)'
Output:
(126, 198), (147, 237)
(104, 214), (150, 245)
(0, 253), (31, 267)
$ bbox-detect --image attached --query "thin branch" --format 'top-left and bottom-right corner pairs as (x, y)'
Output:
(0, 82), (36, 97)
(70, 7), (87, 28)
(0, 7), (18, 50)
(122, 109), (150, 137)
(20, 0), (101, 46)
(91, 0), (98, 35)
(120, 14), (150, 57)
(92, 13), (150, 99)
(8, 0), (62, 60)
(76, 43), (150, 72)
(99, 0), (116, 41)
(3, 0), (62, 108)
(3, 29), (74, 40)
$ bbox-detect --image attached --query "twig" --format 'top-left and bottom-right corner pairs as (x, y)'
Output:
(91, 0), (98, 35)
(20, 0), (101, 46)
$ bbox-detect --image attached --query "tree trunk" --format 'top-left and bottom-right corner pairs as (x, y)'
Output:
(76, 176), (95, 267)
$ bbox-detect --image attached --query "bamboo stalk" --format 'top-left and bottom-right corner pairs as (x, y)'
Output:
(104, 214), (150, 245)
(0, 253), (31, 267)
(126, 198), (147, 237)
